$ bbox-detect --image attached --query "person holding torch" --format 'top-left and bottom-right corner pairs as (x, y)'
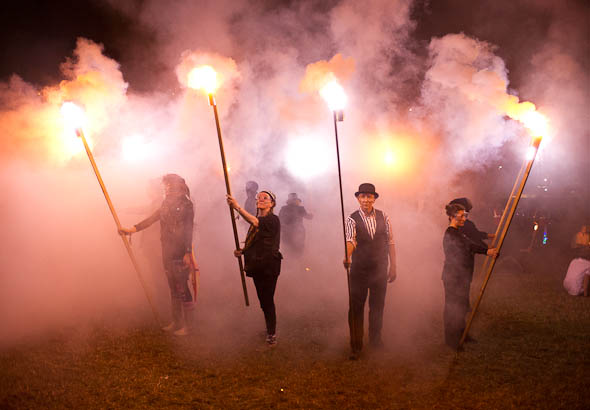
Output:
(119, 174), (196, 336)
(344, 183), (397, 360)
(227, 190), (282, 347)
(442, 202), (497, 350)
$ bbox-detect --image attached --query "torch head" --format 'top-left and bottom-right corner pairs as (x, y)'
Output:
(60, 102), (86, 136)
(320, 79), (347, 112)
(187, 65), (219, 95)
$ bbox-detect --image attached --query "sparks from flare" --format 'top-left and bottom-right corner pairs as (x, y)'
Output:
(187, 65), (219, 94)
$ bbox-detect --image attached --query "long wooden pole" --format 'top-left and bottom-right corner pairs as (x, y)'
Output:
(459, 136), (542, 349)
(77, 128), (161, 325)
(208, 94), (249, 306)
(332, 110), (358, 352)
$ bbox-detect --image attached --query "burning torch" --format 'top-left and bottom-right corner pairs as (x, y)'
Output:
(459, 111), (548, 349)
(60, 102), (160, 324)
(187, 65), (249, 306)
(319, 79), (358, 346)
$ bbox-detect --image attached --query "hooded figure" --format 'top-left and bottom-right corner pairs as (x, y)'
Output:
(244, 181), (259, 217)
(279, 193), (313, 257)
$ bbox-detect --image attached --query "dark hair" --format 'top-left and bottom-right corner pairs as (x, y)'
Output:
(446, 203), (466, 220)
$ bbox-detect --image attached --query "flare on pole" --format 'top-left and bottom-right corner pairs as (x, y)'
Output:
(186, 64), (248, 306)
(60, 102), (160, 325)
(320, 79), (358, 350)
(459, 136), (543, 349)
(208, 92), (249, 306)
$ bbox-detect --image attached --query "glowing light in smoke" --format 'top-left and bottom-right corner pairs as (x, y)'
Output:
(383, 150), (395, 166)
(521, 110), (548, 138)
(187, 65), (218, 94)
(122, 135), (155, 162)
(320, 79), (347, 111)
(60, 102), (86, 132)
(525, 146), (537, 161)
(60, 102), (90, 156)
(368, 136), (417, 176)
(285, 137), (331, 179)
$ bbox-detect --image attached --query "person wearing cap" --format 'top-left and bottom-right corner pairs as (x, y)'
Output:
(279, 193), (313, 258)
(344, 183), (396, 359)
(449, 198), (495, 248)
(227, 190), (282, 347)
(442, 202), (497, 350)
(119, 174), (196, 336)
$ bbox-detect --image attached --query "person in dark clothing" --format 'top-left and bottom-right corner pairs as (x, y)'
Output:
(119, 174), (195, 336)
(279, 193), (313, 257)
(244, 181), (259, 217)
(343, 183), (396, 360)
(227, 190), (282, 347)
(442, 202), (497, 350)
(449, 197), (495, 248)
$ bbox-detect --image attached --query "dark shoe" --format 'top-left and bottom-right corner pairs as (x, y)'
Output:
(349, 350), (361, 360)
(266, 333), (277, 348)
(464, 335), (478, 344)
(445, 340), (461, 351)
(369, 340), (385, 350)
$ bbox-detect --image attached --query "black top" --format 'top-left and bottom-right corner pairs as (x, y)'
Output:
(279, 204), (310, 228)
(243, 213), (281, 275)
(459, 219), (488, 248)
(135, 194), (194, 260)
(442, 226), (488, 282)
(244, 195), (257, 217)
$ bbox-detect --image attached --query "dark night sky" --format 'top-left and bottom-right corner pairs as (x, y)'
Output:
(2, 0), (587, 93)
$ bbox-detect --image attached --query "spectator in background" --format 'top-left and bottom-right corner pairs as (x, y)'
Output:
(279, 193), (313, 258)
(564, 248), (590, 297)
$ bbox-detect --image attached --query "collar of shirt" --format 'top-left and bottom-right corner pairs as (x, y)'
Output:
(359, 207), (376, 217)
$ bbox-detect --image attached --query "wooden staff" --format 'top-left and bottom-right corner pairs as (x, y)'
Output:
(459, 136), (542, 349)
(76, 128), (161, 325)
(208, 94), (249, 306)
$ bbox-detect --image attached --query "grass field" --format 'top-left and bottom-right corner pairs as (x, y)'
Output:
(1, 255), (589, 409)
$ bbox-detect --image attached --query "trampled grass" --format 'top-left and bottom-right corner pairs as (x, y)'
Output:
(1, 262), (589, 409)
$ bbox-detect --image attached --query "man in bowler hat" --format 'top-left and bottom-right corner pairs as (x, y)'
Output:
(344, 183), (397, 359)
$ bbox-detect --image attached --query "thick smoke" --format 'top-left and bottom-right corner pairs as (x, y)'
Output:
(1, 0), (588, 351)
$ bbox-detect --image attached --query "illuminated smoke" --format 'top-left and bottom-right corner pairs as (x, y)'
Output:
(0, 0), (588, 350)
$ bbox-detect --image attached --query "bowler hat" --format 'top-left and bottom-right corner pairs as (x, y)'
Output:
(450, 197), (473, 212)
(355, 183), (379, 199)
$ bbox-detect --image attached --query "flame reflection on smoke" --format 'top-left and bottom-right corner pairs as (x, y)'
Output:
(285, 136), (331, 180)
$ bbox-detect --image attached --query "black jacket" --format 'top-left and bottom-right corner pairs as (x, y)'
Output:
(442, 226), (487, 282)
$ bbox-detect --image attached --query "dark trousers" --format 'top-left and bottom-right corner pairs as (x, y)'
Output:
(443, 278), (470, 348)
(252, 274), (279, 335)
(348, 269), (388, 352)
(164, 258), (191, 324)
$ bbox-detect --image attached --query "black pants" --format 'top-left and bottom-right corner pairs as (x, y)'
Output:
(348, 269), (388, 352)
(164, 258), (191, 324)
(443, 277), (470, 348)
(249, 259), (281, 335)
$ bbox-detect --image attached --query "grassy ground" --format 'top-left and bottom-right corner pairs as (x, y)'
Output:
(1, 259), (589, 409)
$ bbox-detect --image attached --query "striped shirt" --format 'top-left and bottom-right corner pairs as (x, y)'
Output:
(345, 208), (394, 246)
